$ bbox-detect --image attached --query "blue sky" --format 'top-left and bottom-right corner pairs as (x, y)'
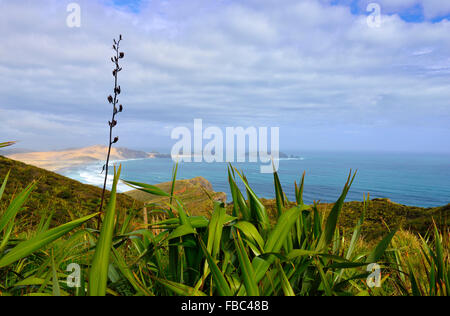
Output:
(112, 0), (450, 22)
(112, 0), (142, 13)
(0, 0), (449, 153)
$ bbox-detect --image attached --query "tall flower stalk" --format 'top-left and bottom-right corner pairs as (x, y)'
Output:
(98, 35), (125, 225)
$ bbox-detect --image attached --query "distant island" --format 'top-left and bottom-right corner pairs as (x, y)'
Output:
(3, 145), (170, 172)
(246, 152), (301, 159)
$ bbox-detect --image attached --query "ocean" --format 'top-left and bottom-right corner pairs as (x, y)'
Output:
(60, 151), (450, 208)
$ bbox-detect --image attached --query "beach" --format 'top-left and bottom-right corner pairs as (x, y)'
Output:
(5, 145), (154, 172)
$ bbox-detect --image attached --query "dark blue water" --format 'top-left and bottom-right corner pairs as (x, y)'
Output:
(62, 152), (450, 207)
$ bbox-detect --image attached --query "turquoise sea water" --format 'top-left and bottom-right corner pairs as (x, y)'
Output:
(61, 152), (450, 208)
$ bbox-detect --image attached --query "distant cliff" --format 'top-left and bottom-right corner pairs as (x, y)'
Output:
(4, 145), (158, 172)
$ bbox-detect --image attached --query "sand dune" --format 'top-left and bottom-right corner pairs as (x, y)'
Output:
(6, 145), (154, 172)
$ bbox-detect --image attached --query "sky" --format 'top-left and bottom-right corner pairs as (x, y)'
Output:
(0, 0), (449, 153)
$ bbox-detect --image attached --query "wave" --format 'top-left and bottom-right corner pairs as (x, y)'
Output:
(60, 161), (132, 193)
(60, 156), (305, 193)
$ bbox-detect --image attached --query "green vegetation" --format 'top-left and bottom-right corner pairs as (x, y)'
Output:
(262, 198), (449, 240)
(0, 142), (16, 149)
(0, 155), (139, 227)
(0, 149), (448, 296)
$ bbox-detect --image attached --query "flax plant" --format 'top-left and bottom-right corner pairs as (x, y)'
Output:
(117, 166), (401, 296)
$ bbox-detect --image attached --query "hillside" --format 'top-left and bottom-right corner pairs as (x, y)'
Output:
(126, 177), (227, 218)
(261, 198), (449, 239)
(5, 145), (155, 172)
(0, 155), (141, 228)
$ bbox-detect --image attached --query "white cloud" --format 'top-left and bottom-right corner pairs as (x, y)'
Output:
(0, 0), (449, 151)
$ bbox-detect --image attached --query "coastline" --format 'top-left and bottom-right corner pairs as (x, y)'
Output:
(58, 158), (155, 193)
(5, 145), (156, 173)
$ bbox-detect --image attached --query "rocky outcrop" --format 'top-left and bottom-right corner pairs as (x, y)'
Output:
(125, 177), (226, 217)
(115, 147), (153, 159)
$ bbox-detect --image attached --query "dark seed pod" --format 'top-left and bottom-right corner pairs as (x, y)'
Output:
(99, 35), (125, 227)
